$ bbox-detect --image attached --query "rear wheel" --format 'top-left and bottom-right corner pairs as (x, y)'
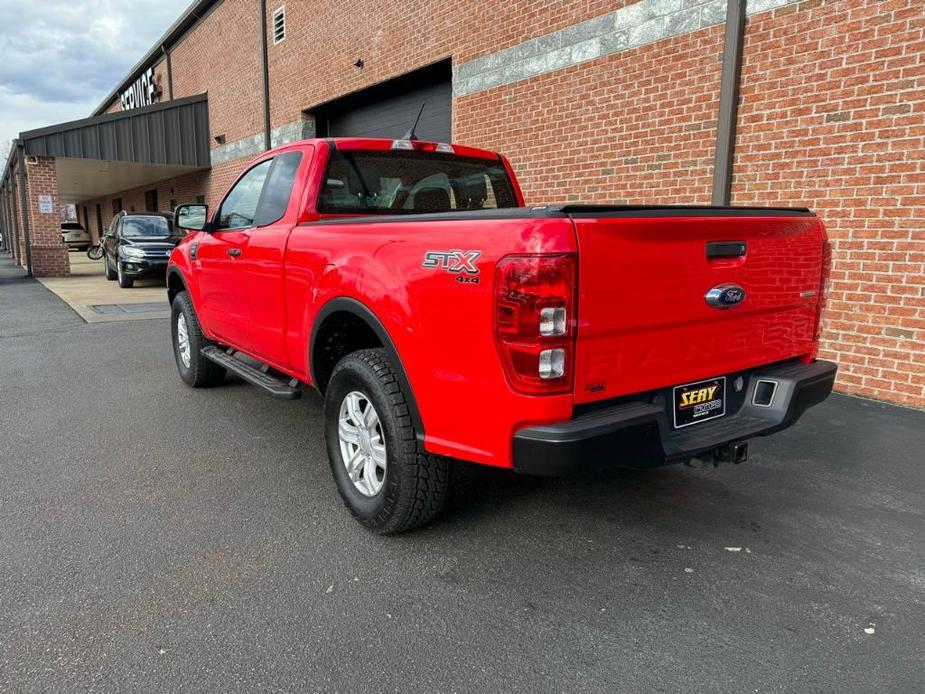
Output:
(104, 255), (116, 280)
(324, 348), (450, 534)
(171, 291), (225, 388)
(88, 245), (104, 260)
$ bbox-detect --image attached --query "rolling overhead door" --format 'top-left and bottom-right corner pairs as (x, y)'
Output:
(315, 61), (452, 142)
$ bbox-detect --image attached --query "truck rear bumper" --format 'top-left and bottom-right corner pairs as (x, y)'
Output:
(512, 359), (837, 476)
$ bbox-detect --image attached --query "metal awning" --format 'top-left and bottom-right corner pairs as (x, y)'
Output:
(17, 94), (210, 204)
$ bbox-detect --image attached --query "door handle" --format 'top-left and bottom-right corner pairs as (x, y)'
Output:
(706, 241), (747, 259)
(227, 248), (242, 257)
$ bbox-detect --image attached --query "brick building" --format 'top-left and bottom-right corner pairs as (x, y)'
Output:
(0, 0), (922, 407)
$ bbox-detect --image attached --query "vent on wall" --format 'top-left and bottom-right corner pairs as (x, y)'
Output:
(272, 6), (286, 44)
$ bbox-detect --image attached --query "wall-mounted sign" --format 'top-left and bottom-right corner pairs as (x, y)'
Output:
(37, 195), (53, 214)
(120, 67), (162, 111)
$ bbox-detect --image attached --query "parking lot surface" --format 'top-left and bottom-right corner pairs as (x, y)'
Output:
(1, 253), (923, 693)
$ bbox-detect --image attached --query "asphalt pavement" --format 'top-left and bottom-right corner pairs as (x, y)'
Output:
(1, 253), (923, 693)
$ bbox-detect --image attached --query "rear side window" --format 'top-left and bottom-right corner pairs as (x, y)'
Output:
(254, 151), (303, 226)
(318, 150), (517, 215)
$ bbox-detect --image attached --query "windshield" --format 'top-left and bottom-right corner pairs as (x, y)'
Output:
(122, 216), (172, 238)
(61, 222), (84, 230)
(318, 150), (518, 215)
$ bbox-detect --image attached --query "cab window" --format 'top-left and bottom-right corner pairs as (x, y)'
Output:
(217, 160), (273, 230)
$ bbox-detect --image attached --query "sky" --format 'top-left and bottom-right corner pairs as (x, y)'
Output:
(0, 0), (191, 161)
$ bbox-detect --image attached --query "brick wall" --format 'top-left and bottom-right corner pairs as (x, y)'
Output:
(732, 0), (924, 407)
(83, 0), (922, 407)
(78, 158), (251, 236)
(24, 158), (69, 277)
(455, 22), (724, 204)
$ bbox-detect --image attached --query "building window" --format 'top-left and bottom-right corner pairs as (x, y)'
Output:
(272, 6), (285, 44)
(144, 190), (158, 212)
(112, 198), (123, 215)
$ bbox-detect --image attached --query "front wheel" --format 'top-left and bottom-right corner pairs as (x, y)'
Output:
(324, 348), (450, 534)
(117, 263), (133, 288)
(170, 291), (225, 388)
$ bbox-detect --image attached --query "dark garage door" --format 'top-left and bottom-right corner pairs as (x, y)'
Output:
(314, 61), (452, 142)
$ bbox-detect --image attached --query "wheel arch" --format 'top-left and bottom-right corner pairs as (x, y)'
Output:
(310, 297), (424, 438)
(166, 266), (190, 306)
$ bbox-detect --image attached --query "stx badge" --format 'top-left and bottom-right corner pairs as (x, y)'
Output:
(423, 250), (481, 284)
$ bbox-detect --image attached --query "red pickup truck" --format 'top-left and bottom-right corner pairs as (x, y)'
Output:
(167, 137), (837, 533)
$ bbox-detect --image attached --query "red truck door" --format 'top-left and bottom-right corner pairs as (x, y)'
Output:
(243, 148), (310, 368)
(196, 159), (273, 346)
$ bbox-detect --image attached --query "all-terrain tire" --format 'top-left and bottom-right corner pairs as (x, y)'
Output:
(170, 291), (226, 388)
(324, 348), (450, 534)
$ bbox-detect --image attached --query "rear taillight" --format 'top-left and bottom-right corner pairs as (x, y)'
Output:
(813, 240), (832, 343)
(494, 254), (577, 395)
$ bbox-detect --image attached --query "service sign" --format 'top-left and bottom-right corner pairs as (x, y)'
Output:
(120, 67), (161, 111)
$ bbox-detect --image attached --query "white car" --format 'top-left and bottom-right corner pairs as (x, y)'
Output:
(61, 222), (91, 250)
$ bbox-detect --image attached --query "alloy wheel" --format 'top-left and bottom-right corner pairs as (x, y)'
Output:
(176, 313), (191, 368)
(338, 390), (387, 497)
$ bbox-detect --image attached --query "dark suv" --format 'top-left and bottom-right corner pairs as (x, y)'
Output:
(103, 211), (185, 288)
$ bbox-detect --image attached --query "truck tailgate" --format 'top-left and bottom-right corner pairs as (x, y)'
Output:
(570, 208), (825, 405)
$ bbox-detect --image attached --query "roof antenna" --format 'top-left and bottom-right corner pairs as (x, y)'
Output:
(402, 102), (427, 141)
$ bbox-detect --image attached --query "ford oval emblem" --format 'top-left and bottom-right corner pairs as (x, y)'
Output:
(705, 283), (746, 309)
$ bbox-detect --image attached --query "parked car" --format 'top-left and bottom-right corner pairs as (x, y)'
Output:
(167, 137), (837, 534)
(103, 211), (184, 288)
(60, 222), (91, 250)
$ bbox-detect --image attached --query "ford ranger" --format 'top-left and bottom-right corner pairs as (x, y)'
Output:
(167, 137), (837, 534)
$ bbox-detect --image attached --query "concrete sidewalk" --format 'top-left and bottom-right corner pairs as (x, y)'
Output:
(36, 252), (169, 323)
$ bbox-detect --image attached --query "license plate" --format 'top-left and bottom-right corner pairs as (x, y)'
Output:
(673, 376), (726, 429)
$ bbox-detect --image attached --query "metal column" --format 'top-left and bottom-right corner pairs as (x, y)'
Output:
(711, 0), (747, 206)
(15, 143), (33, 276)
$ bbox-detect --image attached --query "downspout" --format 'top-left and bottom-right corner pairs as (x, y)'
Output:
(259, 0), (272, 151)
(15, 142), (33, 276)
(711, 0), (747, 206)
(161, 45), (174, 100)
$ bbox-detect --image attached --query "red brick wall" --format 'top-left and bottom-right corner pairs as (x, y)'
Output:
(78, 158), (251, 236)
(733, 0), (925, 407)
(84, 0), (922, 407)
(455, 23), (724, 204)
(169, 0), (264, 148)
(264, 0), (635, 127)
(25, 158), (69, 277)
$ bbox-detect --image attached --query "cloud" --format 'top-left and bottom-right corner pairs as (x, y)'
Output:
(0, 0), (189, 144)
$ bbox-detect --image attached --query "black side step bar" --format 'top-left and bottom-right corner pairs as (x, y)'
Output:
(200, 346), (301, 400)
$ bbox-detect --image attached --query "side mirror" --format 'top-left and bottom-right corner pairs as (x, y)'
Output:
(175, 203), (209, 232)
